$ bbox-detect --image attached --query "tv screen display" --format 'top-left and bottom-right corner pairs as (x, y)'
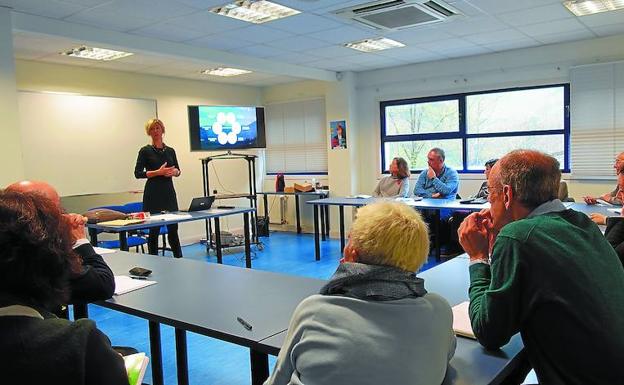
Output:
(188, 105), (266, 151)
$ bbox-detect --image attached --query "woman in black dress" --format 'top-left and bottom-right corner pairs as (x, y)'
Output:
(134, 118), (183, 258)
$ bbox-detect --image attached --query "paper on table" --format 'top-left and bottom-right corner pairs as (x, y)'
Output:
(609, 208), (623, 215)
(93, 246), (116, 255)
(347, 194), (372, 199)
(395, 197), (423, 205)
(114, 275), (157, 295)
(124, 352), (150, 385)
(150, 213), (192, 221)
(452, 301), (476, 339)
(98, 219), (145, 226)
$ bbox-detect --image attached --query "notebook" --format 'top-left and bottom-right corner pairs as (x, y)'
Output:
(180, 196), (215, 212)
(451, 301), (476, 339)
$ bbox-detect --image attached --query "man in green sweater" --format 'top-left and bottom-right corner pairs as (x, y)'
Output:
(458, 149), (624, 385)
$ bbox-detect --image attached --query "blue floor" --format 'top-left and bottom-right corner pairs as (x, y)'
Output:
(86, 231), (442, 385)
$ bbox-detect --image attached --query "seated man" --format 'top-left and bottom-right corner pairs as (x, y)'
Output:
(0, 190), (128, 384)
(583, 151), (624, 205)
(5, 181), (114, 303)
(459, 150), (624, 384)
(265, 202), (456, 385)
(589, 169), (624, 225)
(414, 147), (459, 199)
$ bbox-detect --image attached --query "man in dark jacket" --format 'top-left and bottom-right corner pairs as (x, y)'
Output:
(6, 181), (115, 303)
(458, 150), (624, 385)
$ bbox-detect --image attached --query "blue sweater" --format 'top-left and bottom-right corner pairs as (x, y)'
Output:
(414, 165), (459, 199)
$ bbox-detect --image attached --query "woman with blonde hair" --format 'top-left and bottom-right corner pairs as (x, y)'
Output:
(265, 202), (456, 385)
(134, 118), (183, 258)
(373, 156), (411, 198)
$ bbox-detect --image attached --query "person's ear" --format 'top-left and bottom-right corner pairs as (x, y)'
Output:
(342, 244), (358, 263)
(503, 184), (513, 210)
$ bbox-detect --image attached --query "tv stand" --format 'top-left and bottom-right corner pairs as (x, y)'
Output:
(201, 152), (262, 258)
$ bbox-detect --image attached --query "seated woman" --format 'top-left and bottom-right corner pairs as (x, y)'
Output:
(0, 190), (129, 385)
(373, 157), (410, 198)
(264, 202), (456, 385)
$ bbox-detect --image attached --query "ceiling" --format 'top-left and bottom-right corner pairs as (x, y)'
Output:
(3, 0), (624, 86)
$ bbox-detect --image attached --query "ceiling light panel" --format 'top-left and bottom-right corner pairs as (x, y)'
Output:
(210, 1), (300, 24)
(60, 46), (133, 61)
(344, 37), (405, 52)
(563, 0), (624, 16)
(200, 67), (252, 76)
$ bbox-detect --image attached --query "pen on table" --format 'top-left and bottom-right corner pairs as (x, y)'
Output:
(130, 276), (147, 280)
(237, 316), (253, 331)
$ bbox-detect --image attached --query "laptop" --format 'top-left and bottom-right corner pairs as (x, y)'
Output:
(181, 196), (215, 212)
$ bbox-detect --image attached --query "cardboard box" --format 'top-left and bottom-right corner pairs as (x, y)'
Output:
(284, 186), (295, 193)
(294, 182), (314, 192)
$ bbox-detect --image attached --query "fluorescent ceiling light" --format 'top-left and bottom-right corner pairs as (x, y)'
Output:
(210, 0), (300, 24)
(200, 67), (252, 77)
(563, 0), (624, 16)
(60, 46), (133, 61)
(344, 37), (405, 52)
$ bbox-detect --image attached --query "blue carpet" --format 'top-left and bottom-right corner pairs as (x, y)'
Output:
(86, 231), (442, 385)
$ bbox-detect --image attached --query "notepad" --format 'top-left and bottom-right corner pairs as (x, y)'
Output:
(98, 219), (145, 226)
(114, 275), (157, 295)
(124, 352), (149, 385)
(149, 213), (192, 221)
(395, 197), (423, 205)
(348, 194), (372, 199)
(452, 301), (476, 339)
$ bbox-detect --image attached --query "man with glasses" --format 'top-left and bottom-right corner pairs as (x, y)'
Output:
(458, 150), (624, 385)
(583, 151), (624, 205)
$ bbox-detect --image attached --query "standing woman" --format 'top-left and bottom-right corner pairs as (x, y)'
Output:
(134, 118), (183, 258)
(373, 157), (410, 198)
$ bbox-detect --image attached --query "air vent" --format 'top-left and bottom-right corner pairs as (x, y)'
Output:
(334, 0), (460, 31)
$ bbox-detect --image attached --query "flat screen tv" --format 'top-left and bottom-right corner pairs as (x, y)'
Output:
(188, 105), (266, 151)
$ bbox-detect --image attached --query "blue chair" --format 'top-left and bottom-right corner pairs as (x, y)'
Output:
(122, 202), (169, 256)
(89, 204), (148, 253)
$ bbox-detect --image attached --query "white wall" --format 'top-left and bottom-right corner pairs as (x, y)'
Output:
(354, 34), (624, 200)
(15, 59), (262, 244)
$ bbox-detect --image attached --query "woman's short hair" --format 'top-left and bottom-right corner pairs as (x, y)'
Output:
(349, 202), (429, 272)
(485, 158), (498, 169)
(145, 118), (165, 135)
(0, 190), (80, 309)
(393, 157), (411, 178)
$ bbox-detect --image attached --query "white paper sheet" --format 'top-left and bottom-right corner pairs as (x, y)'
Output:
(114, 275), (157, 295)
(452, 301), (476, 339)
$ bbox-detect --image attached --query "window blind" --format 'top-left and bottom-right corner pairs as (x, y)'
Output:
(570, 62), (624, 177)
(265, 98), (327, 174)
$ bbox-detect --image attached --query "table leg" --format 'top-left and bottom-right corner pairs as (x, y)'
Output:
(73, 303), (88, 319)
(214, 218), (223, 264)
(148, 321), (164, 385)
(435, 210), (441, 262)
(175, 328), (189, 385)
(120, 231), (128, 251)
(250, 349), (269, 385)
(88, 228), (98, 246)
(295, 194), (301, 234)
(339, 206), (345, 255)
(326, 206), (330, 237)
(263, 194), (270, 237)
(320, 204), (326, 241)
(313, 205), (320, 261)
(244, 212), (251, 268)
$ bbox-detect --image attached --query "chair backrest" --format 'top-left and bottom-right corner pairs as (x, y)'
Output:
(122, 202), (143, 214)
(558, 181), (574, 202)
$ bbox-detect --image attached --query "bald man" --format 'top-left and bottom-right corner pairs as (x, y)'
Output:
(583, 151), (624, 205)
(458, 150), (624, 384)
(5, 181), (115, 304)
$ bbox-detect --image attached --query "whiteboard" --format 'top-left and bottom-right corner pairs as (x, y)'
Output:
(18, 92), (157, 196)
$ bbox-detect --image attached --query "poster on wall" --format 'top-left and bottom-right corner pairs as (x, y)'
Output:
(330, 120), (347, 149)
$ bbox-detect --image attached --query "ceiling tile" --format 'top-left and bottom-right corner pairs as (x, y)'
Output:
(173, 0), (226, 9)
(307, 25), (374, 44)
(385, 26), (455, 45)
(418, 37), (482, 53)
(266, 13), (343, 34)
(375, 46), (448, 62)
(37, 52), (102, 66)
(264, 35), (329, 52)
(304, 59), (367, 72)
(463, 0), (562, 15)
(464, 28), (528, 45)
(91, 0), (198, 21)
(65, 8), (153, 32)
(8, 0), (85, 19)
(482, 37), (541, 52)
(442, 15), (509, 36)
(130, 23), (209, 42)
(166, 11), (248, 34)
(91, 60), (154, 71)
(534, 29), (596, 44)
(440, 45), (493, 58)
(230, 44), (292, 58)
(273, 51), (325, 65)
(185, 36), (255, 51)
(444, 1), (486, 17)
(517, 18), (591, 37)
(267, 0), (359, 12)
(305, 45), (358, 59)
(589, 23), (624, 37)
(215, 25), (295, 44)
(496, 3), (574, 27)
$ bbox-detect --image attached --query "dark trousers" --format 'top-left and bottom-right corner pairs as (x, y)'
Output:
(148, 224), (182, 258)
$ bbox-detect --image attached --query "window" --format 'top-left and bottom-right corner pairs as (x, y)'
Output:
(380, 84), (570, 173)
(265, 98), (327, 175)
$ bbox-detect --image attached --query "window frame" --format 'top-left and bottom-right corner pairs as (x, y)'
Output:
(380, 83), (570, 174)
